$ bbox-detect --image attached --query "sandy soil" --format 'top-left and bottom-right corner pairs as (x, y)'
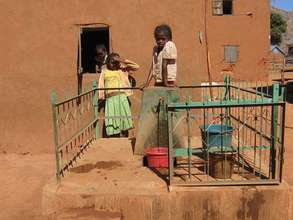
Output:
(0, 153), (54, 220)
(1, 101), (293, 220)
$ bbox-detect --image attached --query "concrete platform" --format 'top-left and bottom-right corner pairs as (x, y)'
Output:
(42, 138), (293, 220)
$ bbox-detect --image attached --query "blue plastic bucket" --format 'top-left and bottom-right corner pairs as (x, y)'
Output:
(200, 124), (233, 152)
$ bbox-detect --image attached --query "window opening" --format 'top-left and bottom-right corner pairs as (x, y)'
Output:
(212, 0), (233, 15)
(224, 45), (239, 63)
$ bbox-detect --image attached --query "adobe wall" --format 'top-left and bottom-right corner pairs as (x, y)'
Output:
(207, 0), (271, 81)
(0, 0), (270, 153)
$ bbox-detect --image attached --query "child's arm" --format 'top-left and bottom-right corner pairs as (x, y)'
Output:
(115, 57), (139, 72)
(141, 47), (158, 89)
(123, 59), (140, 71)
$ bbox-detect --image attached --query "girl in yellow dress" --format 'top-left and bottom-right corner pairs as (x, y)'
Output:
(98, 53), (139, 137)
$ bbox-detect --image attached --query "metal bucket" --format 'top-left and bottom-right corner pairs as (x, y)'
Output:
(209, 152), (234, 179)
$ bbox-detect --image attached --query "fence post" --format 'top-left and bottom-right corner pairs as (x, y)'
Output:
(224, 74), (231, 99)
(224, 75), (231, 125)
(168, 111), (174, 187)
(93, 80), (100, 139)
(51, 90), (61, 182)
(279, 85), (286, 182)
(270, 83), (279, 179)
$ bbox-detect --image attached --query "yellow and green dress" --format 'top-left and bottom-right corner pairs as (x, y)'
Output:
(98, 61), (138, 136)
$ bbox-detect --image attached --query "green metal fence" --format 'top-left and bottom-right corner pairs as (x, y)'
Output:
(51, 82), (99, 181)
(51, 76), (286, 187)
(166, 76), (286, 187)
(51, 82), (142, 181)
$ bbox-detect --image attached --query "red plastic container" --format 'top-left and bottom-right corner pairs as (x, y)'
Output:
(145, 147), (168, 168)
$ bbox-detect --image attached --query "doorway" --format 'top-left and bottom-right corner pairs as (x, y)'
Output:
(80, 27), (110, 73)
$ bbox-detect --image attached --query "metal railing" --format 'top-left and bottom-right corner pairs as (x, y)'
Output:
(166, 76), (286, 187)
(51, 81), (142, 181)
(51, 76), (286, 188)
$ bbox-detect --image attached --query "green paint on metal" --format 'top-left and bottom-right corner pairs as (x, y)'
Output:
(168, 98), (281, 110)
(187, 109), (192, 179)
(279, 85), (286, 182)
(175, 148), (202, 156)
(165, 78), (285, 186)
(278, 86), (286, 148)
(55, 88), (96, 106)
(224, 75), (232, 126)
(281, 86), (286, 102)
(93, 80), (100, 139)
(51, 90), (61, 182)
(58, 118), (98, 149)
(238, 145), (271, 151)
(168, 111), (174, 185)
(174, 146), (271, 156)
(271, 83), (280, 179)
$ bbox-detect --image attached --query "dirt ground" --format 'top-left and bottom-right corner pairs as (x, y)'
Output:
(0, 153), (55, 220)
(1, 92), (293, 220)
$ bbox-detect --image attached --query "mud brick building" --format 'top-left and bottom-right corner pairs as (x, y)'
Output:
(0, 0), (270, 153)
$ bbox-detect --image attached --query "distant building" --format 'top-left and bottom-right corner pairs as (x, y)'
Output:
(266, 46), (285, 79)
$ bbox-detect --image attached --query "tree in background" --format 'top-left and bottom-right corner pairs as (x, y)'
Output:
(271, 12), (287, 45)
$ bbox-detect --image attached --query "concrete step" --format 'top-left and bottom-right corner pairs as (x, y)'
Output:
(42, 138), (293, 220)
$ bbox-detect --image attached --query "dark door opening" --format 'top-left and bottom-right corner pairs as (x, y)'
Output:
(223, 0), (233, 15)
(81, 27), (110, 73)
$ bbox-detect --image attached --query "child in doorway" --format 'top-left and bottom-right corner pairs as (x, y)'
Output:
(144, 24), (178, 87)
(98, 53), (139, 137)
(94, 44), (108, 73)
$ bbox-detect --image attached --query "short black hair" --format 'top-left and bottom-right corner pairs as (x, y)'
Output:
(95, 44), (107, 53)
(106, 52), (120, 64)
(154, 24), (172, 40)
